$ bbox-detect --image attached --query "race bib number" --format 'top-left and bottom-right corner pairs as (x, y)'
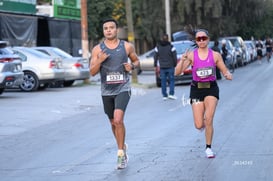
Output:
(196, 67), (214, 78)
(106, 72), (124, 84)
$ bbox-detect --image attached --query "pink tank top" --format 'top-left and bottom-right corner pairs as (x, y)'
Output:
(192, 49), (216, 82)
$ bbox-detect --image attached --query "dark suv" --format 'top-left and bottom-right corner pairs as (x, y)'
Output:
(0, 41), (23, 95)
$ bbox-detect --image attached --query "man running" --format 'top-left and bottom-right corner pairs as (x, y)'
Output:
(90, 18), (139, 169)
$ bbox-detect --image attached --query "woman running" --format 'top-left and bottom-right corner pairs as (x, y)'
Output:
(175, 29), (232, 158)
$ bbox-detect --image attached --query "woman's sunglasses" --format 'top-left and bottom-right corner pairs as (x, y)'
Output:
(195, 36), (208, 42)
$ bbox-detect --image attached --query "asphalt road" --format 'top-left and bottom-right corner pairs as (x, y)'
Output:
(0, 58), (273, 181)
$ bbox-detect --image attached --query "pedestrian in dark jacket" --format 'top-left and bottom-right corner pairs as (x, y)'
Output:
(154, 34), (177, 100)
(211, 40), (222, 80)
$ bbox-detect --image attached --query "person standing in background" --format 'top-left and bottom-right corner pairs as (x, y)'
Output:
(256, 39), (263, 64)
(265, 37), (272, 63)
(211, 40), (222, 80)
(154, 34), (178, 100)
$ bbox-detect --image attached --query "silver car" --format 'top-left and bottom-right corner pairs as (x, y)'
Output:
(244, 40), (257, 62)
(11, 47), (65, 92)
(32, 47), (90, 87)
(221, 36), (248, 66)
(0, 41), (23, 95)
(137, 49), (155, 74)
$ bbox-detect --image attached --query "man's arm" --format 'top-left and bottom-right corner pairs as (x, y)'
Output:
(89, 45), (109, 76)
(123, 42), (140, 72)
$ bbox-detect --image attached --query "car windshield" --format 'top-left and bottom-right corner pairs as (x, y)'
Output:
(140, 49), (155, 58)
(228, 39), (240, 48)
(245, 43), (251, 48)
(18, 48), (53, 58)
(0, 47), (15, 55)
(51, 48), (73, 58)
(172, 41), (195, 55)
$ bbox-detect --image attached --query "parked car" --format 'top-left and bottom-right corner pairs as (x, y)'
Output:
(11, 47), (65, 91)
(0, 41), (24, 95)
(32, 47), (90, 87)
(209, 39), (238, 68)
(172, 31), (193, 41)
(244, 40), (257, 62)
(220, 36), (248, 66)
(155, 40), (195, 87)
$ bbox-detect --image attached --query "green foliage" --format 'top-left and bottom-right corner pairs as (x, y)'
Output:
(87, 0), (126, 44)
(87, 0), (273, 50)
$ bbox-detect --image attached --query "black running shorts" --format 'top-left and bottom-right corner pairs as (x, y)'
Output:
(102, 91), (131, 119)
(190, 81), (219, 104)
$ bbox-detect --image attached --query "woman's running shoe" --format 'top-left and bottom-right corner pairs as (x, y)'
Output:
(205, 148), (215, 158)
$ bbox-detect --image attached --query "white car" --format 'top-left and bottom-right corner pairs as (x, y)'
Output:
(32, 47), (90, 87)
(244, 40), (257, 62)
(11, 47), (65, 91)
(138, 49), (155, 74)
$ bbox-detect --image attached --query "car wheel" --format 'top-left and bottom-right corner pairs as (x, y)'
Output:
(63, 80), (75, 87)
(0, 88), (4, 95)
(20, 71), (39, 92)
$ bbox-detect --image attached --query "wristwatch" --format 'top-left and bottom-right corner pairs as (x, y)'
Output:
(131, 63), (135, 70)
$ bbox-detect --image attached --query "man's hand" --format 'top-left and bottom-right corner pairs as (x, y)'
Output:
(123, 62), (134, 72)
(97, 50), (109, 62)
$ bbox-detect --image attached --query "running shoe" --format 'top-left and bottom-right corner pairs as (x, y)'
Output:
(205, 148), (215, 158)
(163, 97), (168, 101)
(116, 145), (128, 169)
(168, 95), (177, 100)
(123, 143), (129, 163)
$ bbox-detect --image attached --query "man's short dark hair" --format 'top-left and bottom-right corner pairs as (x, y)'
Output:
(162, 34), (169, 41)
(102, 18), (119, 28)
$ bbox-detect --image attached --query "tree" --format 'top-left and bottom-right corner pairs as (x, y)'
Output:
(86, 0), (273, 51)
(87, 0), (128, 46)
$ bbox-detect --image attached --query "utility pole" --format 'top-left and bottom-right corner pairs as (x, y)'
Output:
(125, 0), (138, 83)
(165, 0), (171, 40)
(81, 0), (90, 83)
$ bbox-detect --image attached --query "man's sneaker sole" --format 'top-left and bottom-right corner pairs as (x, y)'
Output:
(207, 155), (215, 159)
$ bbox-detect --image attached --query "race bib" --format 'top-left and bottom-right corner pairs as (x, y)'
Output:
(196, 67), (214, 78)
(106, 72), (125, 84)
